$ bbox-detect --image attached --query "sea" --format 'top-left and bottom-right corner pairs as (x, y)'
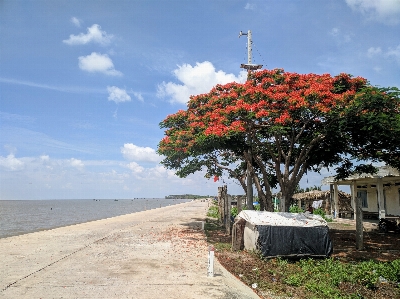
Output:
(0, 198), (191, 239)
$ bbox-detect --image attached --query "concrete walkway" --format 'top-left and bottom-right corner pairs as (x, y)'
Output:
(0, 200), (260, 299)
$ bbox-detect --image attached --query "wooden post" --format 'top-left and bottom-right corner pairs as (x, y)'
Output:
(232, 219), (245, 251)
(377, 178), (385, 219)
(351, 182), (356, 222)
(224, 186), (231, 234)
(334, 183), (339, 218)
(328, 184), (333, 215)
(355, 192), (364, 250)
(217, 187), (224, 224)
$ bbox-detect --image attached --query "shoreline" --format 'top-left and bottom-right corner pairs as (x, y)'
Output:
(0, 198), (194, 239)
(0, 200), (259, 299)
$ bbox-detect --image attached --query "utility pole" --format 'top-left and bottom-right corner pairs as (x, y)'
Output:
(239, 30), (262, 210)
(239, 30), (263, 71)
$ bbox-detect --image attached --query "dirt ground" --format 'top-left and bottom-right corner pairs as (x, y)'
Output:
(207, 218), (400, 299)
(327, 219), (400, 262)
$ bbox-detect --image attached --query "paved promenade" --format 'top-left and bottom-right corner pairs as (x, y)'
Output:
(0, 200), (259, 299)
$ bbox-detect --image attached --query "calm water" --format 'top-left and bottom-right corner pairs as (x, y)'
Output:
(0, 198), (191, 239)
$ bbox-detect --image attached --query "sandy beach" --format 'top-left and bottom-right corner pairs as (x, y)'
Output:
(0, 200), (259, 299)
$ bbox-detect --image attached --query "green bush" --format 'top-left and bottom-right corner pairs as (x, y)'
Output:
(207, 205), (219, 218)
(231, 206), (238, 218)
(313, 208), (333, 222)
(289, 205), (304, 213)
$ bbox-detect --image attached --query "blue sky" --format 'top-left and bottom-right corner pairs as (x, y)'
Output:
(1, 0), (400, 200)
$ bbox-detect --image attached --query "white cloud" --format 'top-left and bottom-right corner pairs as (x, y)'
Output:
(70, 158), (84, 169)
(121, 143), (162, 163)
(373, 66), (382, 72)
(0, 154), (24, 171)
(157, 61), (247, 104)
(133, 92), (144, 102)
(367, 47), (382, 58)
(149, 165), (176, 179)
(345, 0), (400, 25)
(63, 24), (113, 45)
(245, 3), (256, 10)
(386, 44), (400, 63)
(78, 52), (122, 76)
(329, 27), (352, 43)
(330, 27), (340, 36)
(107, 86), (131, 103)
(126, 161), (144, 173)
(40, 155), (50, 161)
(0, 77), (105, 94)
(70, 17), (81, 27)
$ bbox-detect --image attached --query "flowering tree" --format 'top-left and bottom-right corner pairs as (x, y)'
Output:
(159, 69), (372, 211)
(158, 108), (249, 191)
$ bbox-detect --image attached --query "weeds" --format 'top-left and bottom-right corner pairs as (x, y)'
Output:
(313, 208), (333, 222)
(289, 205), (304, 213)
(207, 204), (219, 219)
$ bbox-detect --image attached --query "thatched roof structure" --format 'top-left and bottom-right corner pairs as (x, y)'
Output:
(292, 190), (353, 212)
(292, 190), (349, 201)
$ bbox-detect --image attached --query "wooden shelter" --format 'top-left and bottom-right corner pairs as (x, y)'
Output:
(322, 166), (400, 250)
(292, 190), (353, 217)
(322, 166), (400, 220)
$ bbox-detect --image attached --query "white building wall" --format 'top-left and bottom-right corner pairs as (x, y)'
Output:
(361, 185), (400, 216)
(385, 187), (400, 216)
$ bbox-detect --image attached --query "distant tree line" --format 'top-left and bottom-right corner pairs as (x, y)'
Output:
(164, 194), (210, 199)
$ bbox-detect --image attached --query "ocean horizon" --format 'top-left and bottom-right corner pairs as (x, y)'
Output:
(0, 198), (192, 239)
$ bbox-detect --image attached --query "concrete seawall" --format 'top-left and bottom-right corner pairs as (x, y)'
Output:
(0, 200), (259, 298)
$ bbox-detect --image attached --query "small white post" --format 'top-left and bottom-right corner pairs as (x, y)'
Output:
(207, 245), (215, 277)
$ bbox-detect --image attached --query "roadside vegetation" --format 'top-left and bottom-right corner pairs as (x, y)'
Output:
(206, 204), (400, 299)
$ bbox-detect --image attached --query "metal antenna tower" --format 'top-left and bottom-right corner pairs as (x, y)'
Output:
(239, 30), (263, 71)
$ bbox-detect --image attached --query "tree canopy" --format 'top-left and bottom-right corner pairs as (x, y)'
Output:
(158, 69), (400, 211)
(336, 86), (400, 177)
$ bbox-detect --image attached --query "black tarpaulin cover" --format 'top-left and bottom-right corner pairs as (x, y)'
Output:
(256, 225), (333, 258)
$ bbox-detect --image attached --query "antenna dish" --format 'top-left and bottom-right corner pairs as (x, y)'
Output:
(239, 30), (247, 38)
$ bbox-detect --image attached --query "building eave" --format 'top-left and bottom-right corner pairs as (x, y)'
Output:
(321, 166), (400, 186)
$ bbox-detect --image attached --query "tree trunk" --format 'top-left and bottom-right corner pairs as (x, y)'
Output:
(250, 152), (274, 211)
(280, 183), (297, 212)
(252, 174), (267, 211)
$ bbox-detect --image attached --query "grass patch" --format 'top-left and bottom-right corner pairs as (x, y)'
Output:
(225, 251), (400, 299)
(204, 218), (231, 251)
(207, 204), (219, 219)
(205, 204), (231, 252)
